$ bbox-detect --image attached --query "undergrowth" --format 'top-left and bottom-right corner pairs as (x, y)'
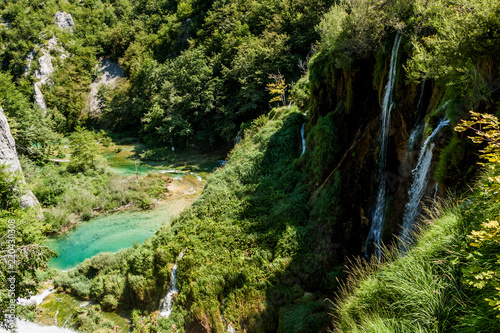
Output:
(21, 158), (169, 234)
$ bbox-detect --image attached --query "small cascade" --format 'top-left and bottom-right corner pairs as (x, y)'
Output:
(220, 299), (236, 333)
(365, 32), (402, 258)
(400, 119), (450, 246)
(300, 122), (306, 155)
(18, 288), (54, 306)
(54, 310), (59, 325)
(431, 183), (439, 209)
(406, 123), (422, 153)
(159, 248), (187, 318)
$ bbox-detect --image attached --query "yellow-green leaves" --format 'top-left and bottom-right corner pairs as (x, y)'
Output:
(455, 110), (500, 164)
(267, 72), (287, 106)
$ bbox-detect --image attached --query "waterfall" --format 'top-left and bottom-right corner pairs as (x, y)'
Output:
(431, 183), (439, 210)
(220, 299), (236, 332)
(54, 310), (59, 325)
(300, 123), (306, 155)
(407, 123), (422, 152)
(365, 32), (402, 258)
(159, 248), (187, 318)
(416, 78), (426, 112)
(400, 119), (449, 246)
(18, 288), (54, 306)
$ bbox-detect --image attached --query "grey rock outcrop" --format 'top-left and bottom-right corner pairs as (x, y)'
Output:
(29, 36), (69, 111)
(54, 12), (75, 31)
(0, 108), (39, 208)
(87, 58), (124, 116)
(25, 12), (73, 111)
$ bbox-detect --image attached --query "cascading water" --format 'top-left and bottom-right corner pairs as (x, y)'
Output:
(220, 299), (236, 333)
(416, 78), (426, 112)
(159, 248), (187, 318)
(18, 288), (53, 306)
(300, 123), (306, 155)
(365, 32), (402, 258)
(400, 119), (450, 247)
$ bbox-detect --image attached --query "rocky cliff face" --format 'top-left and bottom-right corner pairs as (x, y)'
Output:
(26, 12), (73, 111)
(0, 107), (39, 208)
(87, 58), (124, 117)
(54, 11), (75, 31)
(307, 34), (455, 258)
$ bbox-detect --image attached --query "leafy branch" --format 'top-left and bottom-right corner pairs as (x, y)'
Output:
(455, 111), (500, 164)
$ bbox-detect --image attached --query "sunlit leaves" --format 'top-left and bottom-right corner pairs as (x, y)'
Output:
(455, 111), (500, 164)
(267, 72), (287, 106)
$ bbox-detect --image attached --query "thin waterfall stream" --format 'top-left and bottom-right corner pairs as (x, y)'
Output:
(400, 119), (450, 247)
(300, 123), (306, 156)
(365, 32), (402, 258)
(159, 248), (187, 318)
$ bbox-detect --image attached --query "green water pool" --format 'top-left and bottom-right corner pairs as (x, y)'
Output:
(46, 205), (174, 270)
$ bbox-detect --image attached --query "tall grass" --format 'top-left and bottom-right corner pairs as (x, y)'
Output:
(333, 169), (500, 332)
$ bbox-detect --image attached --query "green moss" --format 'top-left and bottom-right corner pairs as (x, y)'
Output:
(434, 136), (477, 188)
(373, 46), (388, 105)
(305, 112), (340, 184)
(345, 75), (353, 113)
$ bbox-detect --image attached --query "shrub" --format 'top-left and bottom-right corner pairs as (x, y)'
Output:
(68, 127), (100, 173)
(102, 294), (119, 311)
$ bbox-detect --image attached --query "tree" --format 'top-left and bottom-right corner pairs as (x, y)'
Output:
(267, 72), (288, 106)
(68, 126), (99, 173)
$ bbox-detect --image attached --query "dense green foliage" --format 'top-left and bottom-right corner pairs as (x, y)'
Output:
(0, 73), (58, 158)
(0, 166), (56, 329)
(67, 127), (100, 173)
(1, 0), (334, 147)
(55, 109), (343, 331)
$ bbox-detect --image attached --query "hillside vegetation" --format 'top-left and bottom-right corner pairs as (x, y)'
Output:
(1, 0), (500, 332)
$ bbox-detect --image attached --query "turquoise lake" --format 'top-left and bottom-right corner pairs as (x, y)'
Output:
(46, 205), (174, 270)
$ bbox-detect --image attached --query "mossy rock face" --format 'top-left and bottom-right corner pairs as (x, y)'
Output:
(434, 135), (478, 189)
